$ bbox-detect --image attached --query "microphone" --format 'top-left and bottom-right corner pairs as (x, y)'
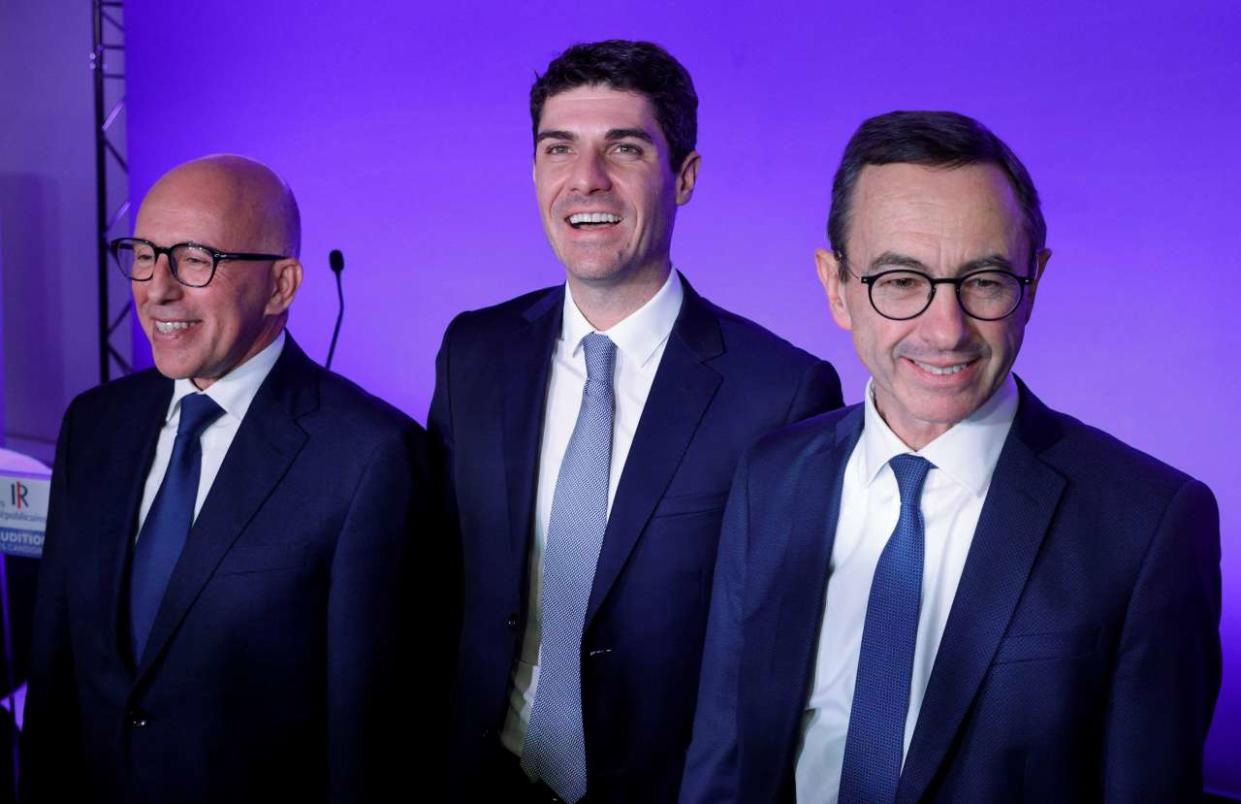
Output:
(326, 249), (345, 370)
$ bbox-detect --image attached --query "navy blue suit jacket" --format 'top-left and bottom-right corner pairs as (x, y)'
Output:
(22, 337), (429, 804)
(429, 277), (843, 802)
(681, 380), (1221, 803)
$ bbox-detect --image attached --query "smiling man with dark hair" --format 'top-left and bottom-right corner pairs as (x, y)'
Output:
(430, 39), (842, 802)
(681, 111), (1221, 803)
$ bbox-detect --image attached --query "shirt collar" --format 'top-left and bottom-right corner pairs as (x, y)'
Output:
(164, 330), (286, 425)
(859, 372), (1019, 497)
(561, 269), (684, 365)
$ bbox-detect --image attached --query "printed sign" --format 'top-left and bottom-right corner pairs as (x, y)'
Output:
(0, 470), (51, 558)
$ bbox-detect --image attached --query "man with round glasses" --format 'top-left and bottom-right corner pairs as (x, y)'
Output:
(681, 111), (1220, 802)
(23, 155), (428, 802)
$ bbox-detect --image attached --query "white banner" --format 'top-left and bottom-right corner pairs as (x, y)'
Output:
(0, 470), (51, 558)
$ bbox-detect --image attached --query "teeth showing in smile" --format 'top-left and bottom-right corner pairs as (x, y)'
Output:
(155, 321), (193, 333)
(914, 360), (969, 376)
(568, 212), (621, 226)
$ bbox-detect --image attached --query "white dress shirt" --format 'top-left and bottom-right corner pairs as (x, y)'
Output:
(795, 374), (1019, 802)
(501, 270), (685, 757)
(135, 331), (285, 536)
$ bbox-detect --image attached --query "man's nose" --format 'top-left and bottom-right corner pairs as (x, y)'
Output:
(141, 253), (184, 303)
(569, 151), (612, 194)
(917, 283), (973, 349)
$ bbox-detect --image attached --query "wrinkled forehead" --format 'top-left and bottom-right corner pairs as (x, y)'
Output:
(848, 163), (1028, 264)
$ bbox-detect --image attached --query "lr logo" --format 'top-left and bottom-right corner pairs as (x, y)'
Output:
(10, 481), (28, 510)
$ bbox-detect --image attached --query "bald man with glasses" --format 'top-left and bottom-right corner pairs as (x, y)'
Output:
(22, 155), (430, 803)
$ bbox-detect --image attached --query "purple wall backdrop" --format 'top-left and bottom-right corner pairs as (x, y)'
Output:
(123, 0), (1240, 790)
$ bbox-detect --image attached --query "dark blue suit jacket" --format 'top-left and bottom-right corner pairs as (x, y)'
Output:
(429, 277), (843, 802)
(682, 380), (1221, 803)
(22, 337), (429, 804)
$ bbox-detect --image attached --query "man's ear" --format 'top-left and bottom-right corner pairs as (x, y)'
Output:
(675, 150), (701, 205)
(1023, 248), (1052, 315)
(265, 258), (303, 316)
(816, 248), (853, 331)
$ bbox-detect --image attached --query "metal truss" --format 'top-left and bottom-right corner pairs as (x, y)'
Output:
(93, 0), (131, 382)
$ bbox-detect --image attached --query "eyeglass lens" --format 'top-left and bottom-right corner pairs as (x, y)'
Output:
(869, 270), (1022, 320)
(113, 241), (215, 287)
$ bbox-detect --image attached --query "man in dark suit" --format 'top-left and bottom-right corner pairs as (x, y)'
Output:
(681, 111), (1222, 803)
(430, 40), (842, 803)
(21, 155), (426, 803)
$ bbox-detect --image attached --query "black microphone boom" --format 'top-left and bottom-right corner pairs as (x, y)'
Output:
(326, 249), (345, 370)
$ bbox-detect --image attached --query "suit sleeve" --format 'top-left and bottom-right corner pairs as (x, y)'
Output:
(325, 423), (429, 803)
(784, 359), (844, 425)
(428, 315), (456, 506)
(20, 401), (88, 803)
(424, 316), (465, 771)
(427, 314), (462, 567)
(679, 449), (753, 804)
(1102, 477), (1221, 802)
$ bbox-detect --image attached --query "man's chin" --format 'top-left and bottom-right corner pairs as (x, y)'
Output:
(559, 256), (673, 290)
(150, 350), (204, 383)
(152, 362), (194, 382)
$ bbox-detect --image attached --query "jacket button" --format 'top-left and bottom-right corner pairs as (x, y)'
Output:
(506, 613), (519, 630)
(126, 709), (149, 728)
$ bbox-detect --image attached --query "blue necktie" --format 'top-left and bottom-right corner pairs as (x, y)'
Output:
(838, 454), (934, 804)
(128, 393), (224, 662)
(522, 332), (617, 803)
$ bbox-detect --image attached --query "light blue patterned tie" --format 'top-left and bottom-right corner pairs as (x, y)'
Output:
(838, 454), (934, 804)
(522, 332), (617, 803)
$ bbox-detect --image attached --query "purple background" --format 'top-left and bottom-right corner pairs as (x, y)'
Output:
(122, 0), (1239, 790)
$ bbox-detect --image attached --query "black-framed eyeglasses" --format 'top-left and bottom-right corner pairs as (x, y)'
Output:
(109, 237), (288, 288)
(842, 255), (1034, 321)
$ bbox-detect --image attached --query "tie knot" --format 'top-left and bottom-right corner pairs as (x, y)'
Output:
(889, 453), (933, 507)
(581, 333), (617, 386)
(177, 393), (224, 440)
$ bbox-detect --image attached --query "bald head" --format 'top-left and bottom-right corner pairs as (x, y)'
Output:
(132, 155), (305, 388)
(145, 154), (301, 257)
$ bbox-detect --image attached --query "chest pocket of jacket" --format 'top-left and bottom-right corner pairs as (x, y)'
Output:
(991, 628), (1100, 665)
(651, 490), (729, 519)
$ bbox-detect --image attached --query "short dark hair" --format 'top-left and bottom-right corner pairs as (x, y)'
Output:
(827, 111), (1046, 277)
(530, 40), (698, 172)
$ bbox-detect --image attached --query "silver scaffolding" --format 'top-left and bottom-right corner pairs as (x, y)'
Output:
(93, 0), (131, 382)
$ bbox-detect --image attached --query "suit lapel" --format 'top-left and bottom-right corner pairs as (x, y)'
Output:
(501, 289), (562, 570)
(585, 285), (722, 626)
(897, 383), (1066, 803)
(95, 374), (172, 669)
(758, 408), (863, 771)
(134, 338), (314, 682)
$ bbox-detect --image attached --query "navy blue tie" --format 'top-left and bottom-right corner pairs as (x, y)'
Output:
(522, 332), (616, 803)
(128, 393), (223, 661)
(838, 454), (934, 804)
